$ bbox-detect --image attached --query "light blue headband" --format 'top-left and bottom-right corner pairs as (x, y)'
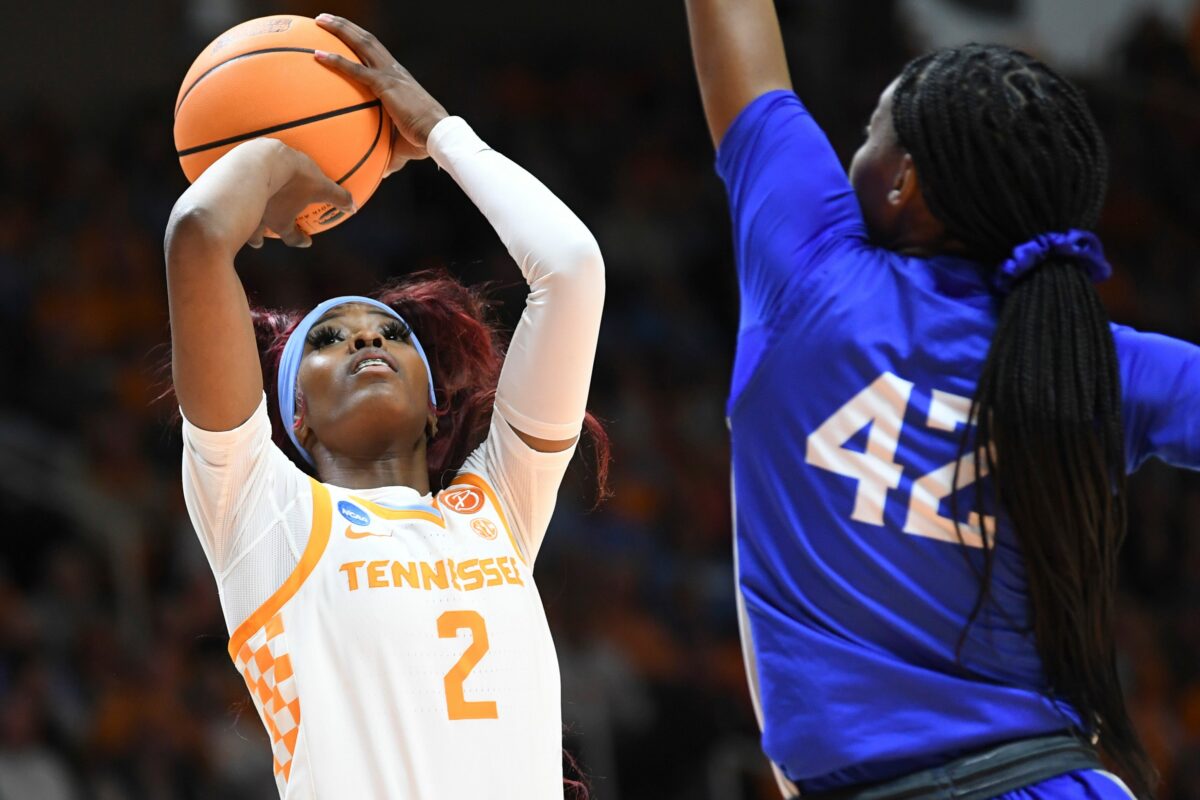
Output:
(994, 230), (1112, 295)
(276, 295), (437, 466)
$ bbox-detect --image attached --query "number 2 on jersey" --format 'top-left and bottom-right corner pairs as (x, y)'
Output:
(437, 610), (498, 721)
(805, 372), (994, 547)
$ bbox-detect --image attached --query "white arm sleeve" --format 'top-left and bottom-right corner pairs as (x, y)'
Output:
(429, 117), (605, 559)
(181, 394), (314, 632)
(429, 116), (604, 440)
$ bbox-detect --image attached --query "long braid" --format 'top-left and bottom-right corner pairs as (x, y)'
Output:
(892, 45), (1156, 797)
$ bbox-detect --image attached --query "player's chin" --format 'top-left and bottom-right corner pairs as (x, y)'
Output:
(341, 381), (424, 420)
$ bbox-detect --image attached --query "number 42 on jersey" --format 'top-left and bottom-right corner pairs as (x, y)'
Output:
(805, 372), (995, 548)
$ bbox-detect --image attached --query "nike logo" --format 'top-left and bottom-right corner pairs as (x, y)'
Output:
(345, 526), (392, 540)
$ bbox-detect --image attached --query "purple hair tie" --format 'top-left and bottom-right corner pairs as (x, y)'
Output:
(994, 230), (1112, 294)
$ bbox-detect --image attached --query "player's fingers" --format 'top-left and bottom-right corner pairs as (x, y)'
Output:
(314, 14), (390, 69)
(385, 130), (424, 176)
(312, 50), (379, 91)
(383, 157), (412, 179)
(290, 154), (356, 212)
(277, 222), (312, 249)
(316, 181), (356, 213)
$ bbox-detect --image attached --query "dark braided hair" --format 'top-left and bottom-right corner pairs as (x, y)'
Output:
(892, 45), (1156, 797)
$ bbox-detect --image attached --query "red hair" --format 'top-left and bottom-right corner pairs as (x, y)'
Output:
(255, 269), (610, 500)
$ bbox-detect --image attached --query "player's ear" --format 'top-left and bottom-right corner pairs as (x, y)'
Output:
(889, 153), (921, 208)
(294, 395), (315, 452)
(891, 154), (948, 244)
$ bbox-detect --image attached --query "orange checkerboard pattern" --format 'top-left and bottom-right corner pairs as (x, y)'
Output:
(232, 612), (301, 794)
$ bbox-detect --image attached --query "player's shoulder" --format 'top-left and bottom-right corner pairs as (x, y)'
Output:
(718, 90), (811, 158)
(454, 423), (500, 487)
(181, 392), (273, 458)
(446, 424), (521, 506)
(779, 241), (921, 323)
(1111, 322), (1200, 399)
(436, 459), (529, 563)
(1111, 322), (1200, 363)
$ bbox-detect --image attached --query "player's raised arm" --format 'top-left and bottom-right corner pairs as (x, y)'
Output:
(685, 0), (793, 148)
(315, 13), (603, 455)
(164, 140), (353, 432)
(686, 0), (864, 339)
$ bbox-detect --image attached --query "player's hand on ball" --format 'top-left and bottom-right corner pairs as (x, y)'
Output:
(314, 14), (448, 177)
(249, 140), (355, 249)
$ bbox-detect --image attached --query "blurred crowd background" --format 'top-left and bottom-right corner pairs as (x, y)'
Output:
(1, 0), (1198, 798)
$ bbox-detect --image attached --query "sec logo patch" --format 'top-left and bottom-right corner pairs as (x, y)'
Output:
(471, 519), (499, 541)
(442, 486), (484, 514)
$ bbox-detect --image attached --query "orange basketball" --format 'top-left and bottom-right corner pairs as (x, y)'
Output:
(174, 15), (392, 235)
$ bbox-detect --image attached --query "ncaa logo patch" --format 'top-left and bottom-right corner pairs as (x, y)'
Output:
(337, 501), (371, 527)
(441, 486), (485, 514)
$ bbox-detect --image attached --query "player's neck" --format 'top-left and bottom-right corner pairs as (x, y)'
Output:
(315, 450), (432, 494)
(892, 232), (971, 260)
(886, 204), (970, 259)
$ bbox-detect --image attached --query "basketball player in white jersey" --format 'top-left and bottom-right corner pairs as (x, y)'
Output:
(165, 15), (606, 799)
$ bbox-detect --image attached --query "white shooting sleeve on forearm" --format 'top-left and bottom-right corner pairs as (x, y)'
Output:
(427, 116), (604, 441)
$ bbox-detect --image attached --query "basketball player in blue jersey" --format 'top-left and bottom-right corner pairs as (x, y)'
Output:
(685, 2), (1199, 798)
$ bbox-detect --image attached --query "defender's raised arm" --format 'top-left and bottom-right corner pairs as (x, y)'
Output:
(685, 0), (792, 147)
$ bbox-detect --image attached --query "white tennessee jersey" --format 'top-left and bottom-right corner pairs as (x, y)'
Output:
(228, 473), (563, 799)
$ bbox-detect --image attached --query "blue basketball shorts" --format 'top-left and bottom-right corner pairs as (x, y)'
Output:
(1000, 769), (1135, 799)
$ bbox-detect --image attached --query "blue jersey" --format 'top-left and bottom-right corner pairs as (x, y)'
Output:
(717, 90), (1200, 791)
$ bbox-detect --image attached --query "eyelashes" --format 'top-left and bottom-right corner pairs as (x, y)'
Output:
(381, 320), (412, 342)
(305, 319), (412, 349)
(305, 325), (343, 349)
